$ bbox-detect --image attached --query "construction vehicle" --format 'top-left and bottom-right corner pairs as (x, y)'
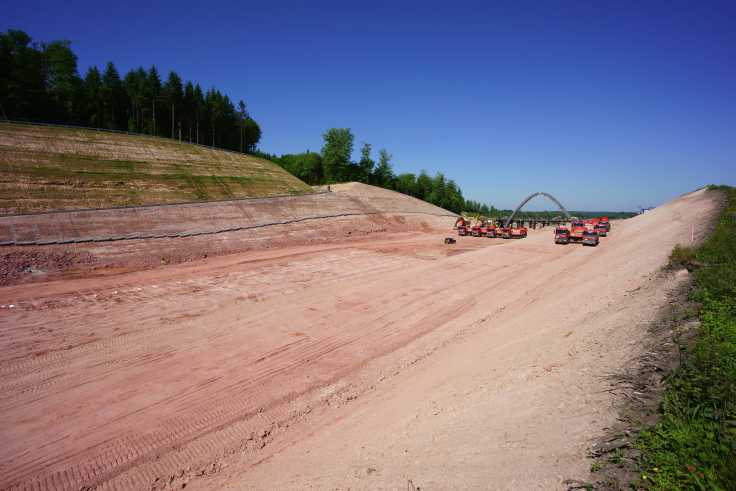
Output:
(554, 226), (570, 244)
(455, 216), (526, 239)
(495, 226), (509, 238)
(582, 230), (600, 246)
(509, 226), (528, 238)
(594, 223), (608, 237)
(455, 217), (471, 236)
(495, 226), (528, 239)
(472, 218), (496, 237)
(569, 220), (587, 243)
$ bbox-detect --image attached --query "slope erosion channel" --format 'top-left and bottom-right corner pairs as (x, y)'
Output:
(0, 188), (718, 490)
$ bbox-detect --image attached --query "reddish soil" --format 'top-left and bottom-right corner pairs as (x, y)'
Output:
(0, 183), (454, 285)
(0, 187), (718, 490)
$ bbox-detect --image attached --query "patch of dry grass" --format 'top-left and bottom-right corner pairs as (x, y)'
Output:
(0, 123), (311, 214)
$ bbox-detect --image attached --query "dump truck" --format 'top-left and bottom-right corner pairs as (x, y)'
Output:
(582, 230), (600, 246)
(509, 227), (528, 239)
(554, 226), (570, 244)
(455, 217), (471, 236)
(594, 223), (608, 237)
(569, 220), (587, 242)
(496, 226), (527, 239)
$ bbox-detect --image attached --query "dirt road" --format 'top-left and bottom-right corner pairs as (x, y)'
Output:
(0, 189), (717, 490)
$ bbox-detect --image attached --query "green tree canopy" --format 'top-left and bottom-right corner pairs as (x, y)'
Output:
(321, 128), (354, 183)
(358, 142), (374, 182)
(372, 149), (395, 187)
(0, 29), (262, 153)
(42, 40), (80, 119)
(277, 152), (323, 184)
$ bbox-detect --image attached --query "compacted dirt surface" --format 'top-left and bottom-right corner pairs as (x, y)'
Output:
(0, 183), (454, 285)
(0, 188), (718, 490)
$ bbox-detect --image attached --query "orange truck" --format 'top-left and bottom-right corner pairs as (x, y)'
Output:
(569, 220), (587, 242)
(455, 217), (470, 236)
(496, 226), (528, 239)
(472, 219), (496, 237)
(509, 226), (528, 238)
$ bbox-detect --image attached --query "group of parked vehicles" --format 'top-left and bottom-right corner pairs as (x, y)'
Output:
(554, 217), (610, 246)
(454, 217), (528, 239)
(453, 216), (611, 247)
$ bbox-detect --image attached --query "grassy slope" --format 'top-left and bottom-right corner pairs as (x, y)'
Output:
(0, 123), (312, 214)
(637, 185), (736, 490)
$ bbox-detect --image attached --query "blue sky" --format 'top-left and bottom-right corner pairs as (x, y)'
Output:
(4, 0), (735, 210)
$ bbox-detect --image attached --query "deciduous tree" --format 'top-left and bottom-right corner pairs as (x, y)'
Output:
(321, 128), (354, 183)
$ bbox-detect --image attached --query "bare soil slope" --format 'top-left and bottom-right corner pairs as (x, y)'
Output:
(0, 188), (717, 490)
(0, 122), (311, 214)
(0, 182), (456, 284)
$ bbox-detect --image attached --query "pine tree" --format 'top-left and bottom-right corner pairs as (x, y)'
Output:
(83, 66), (103, 127)
(372, 149), (395, 187)
(101, 62), (124, 129)
(358, 143), (374, 183)
(164, 71), (183, 139)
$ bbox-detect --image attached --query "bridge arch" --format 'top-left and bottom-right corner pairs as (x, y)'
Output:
(504, 192), (570, 228)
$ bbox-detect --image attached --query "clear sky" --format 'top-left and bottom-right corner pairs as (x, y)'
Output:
(4, 0), (735, 211)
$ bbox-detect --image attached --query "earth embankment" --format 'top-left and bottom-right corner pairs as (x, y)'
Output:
(0, 122), (311, 214)
(0, 182), (457, 284)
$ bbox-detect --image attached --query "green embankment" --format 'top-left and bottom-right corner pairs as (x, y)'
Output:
(637, 185), (736, 489)
(0, 123), (312, 214)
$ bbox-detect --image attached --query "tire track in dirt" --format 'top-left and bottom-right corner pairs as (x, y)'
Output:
(0, 250), (406, 375)
(5, 292), (470, 489)
(1, 234), (567, 490)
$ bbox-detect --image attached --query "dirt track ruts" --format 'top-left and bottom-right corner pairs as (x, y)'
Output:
(0, 188), (718, 490)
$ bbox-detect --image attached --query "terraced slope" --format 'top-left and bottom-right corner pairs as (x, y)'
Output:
(0, 123), (311, 214)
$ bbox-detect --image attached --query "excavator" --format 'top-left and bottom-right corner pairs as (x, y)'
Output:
(455, 215), (492, 237)
(471, 217), (491, 237)
(455, 216), (471, 236)
(456, 215), (527, 239)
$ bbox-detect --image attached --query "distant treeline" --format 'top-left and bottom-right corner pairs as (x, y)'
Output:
(0, 30), (261, 152)
(1, 29), (629, 217)
(258, 130), (637, 218)
(508, 210), (637, 220)
(258, 128), (498, 215)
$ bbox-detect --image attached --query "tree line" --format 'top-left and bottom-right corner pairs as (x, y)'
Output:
(258, 128), (496, 215)
(1, 29), (498, 213)
(0, 29), (261, 152)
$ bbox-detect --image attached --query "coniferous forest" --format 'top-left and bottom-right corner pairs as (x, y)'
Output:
(1, 28), (527, 216)
(0, 30), (261, 152)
